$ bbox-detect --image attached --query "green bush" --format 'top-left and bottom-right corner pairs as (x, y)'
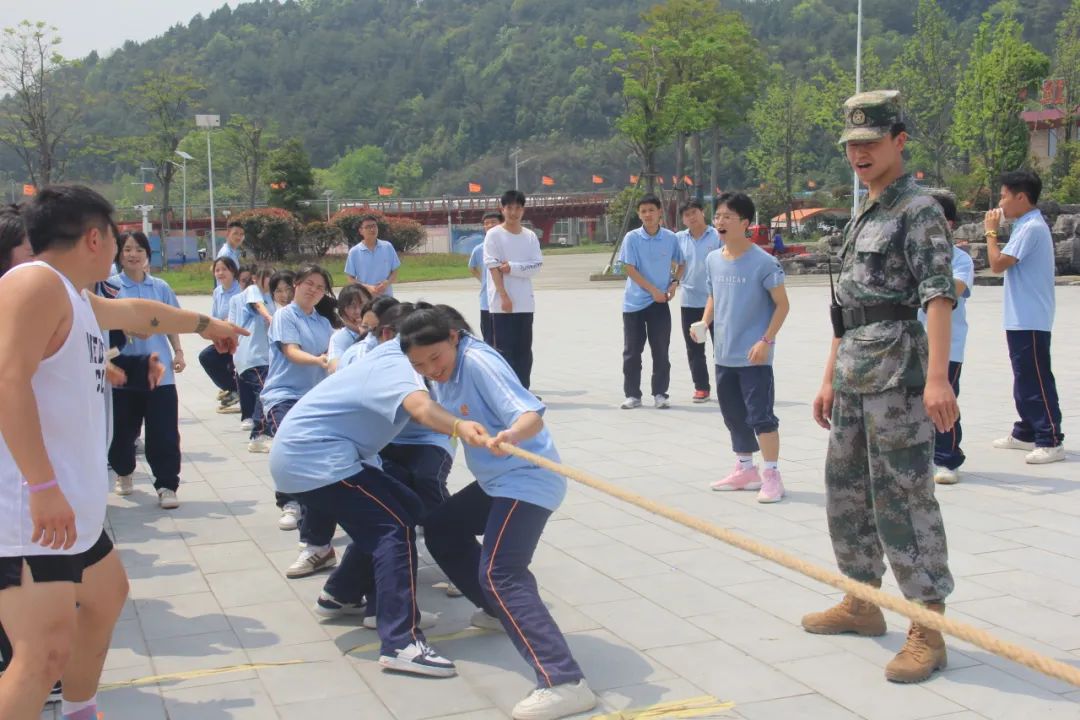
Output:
(233, 208), (303, 261)
(300, 221), (343, 257)
(329, 207), (426, 253)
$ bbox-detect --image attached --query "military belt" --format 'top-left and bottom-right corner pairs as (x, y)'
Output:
(840, 304), (917, 329)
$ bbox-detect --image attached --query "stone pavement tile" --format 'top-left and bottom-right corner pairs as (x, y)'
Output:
(648, 639), (811, 705)
(531, 555), (638, 606)
(161, 678), (278, 720)
(991, 526), (1080, 558)
(950, 596), (1080, 651)
(175, 514), (252, 547)
(1001, 507), (1080, 537)
(542, 517), (616, 550)
(354, 660), (496, 720)
(565, 628), (681, 690)
(104, 618), (150, 672)
(936, 527), (1025, 556)
(226, 598), (331, 650)
(601, 521), (706, 554)
(947, 626), (1080, 696)
(577, 597), (705, 650)
(95, 686), (168, 720)
(942, 549), (1014, 579)
(621, 570), (755, 618)
(134, 591), (232, 642)
(975, 547), (1080, 586)
(969, 569), (1080, 615)
(116, 534), (197, 570)
(688, 608), (840, 665)
(205, 564), (297, 609)
(723, 577), (836, 623)
(125, 561), (205, 604)
(923, 664), (1080, 719)
(277, 692), (394, 719)
(144, 629), (255, 690)
(776, 652), (964, 720)
(737, 693), (866, 720)
(189, 539), (273, 575)
(656, 547), (777, 588)
(247, 639), (371, 706)
(923, 714), (989, 719)
(569, 541), (677, 580)
(553, 499), (648, 529)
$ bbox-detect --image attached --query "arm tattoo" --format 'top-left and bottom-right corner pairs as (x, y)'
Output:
(150, 317), (160, 328)
(194, 314), (210, 333)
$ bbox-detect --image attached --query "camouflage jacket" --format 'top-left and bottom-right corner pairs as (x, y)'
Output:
(833, 174), (955, 394)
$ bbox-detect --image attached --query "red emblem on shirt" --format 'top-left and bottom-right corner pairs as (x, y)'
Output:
(459, 404), (469, 417)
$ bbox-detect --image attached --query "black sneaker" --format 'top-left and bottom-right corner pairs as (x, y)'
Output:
(313, 592), (365, 619)
(378, 640), (456, 677)
(46, 679), (62, 704)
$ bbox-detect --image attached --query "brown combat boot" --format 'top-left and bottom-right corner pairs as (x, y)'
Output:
(885, 603), (947, 683)
(801, 583), (887, 637)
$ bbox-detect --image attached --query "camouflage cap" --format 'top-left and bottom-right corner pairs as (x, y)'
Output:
(839, 90), (904, 144)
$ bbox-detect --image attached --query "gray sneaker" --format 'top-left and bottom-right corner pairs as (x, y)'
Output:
(157, 488), (179, 509)
(285, 546), (336, 578)
(654, 394), (671, 409)
(114, 474), (134, 496)
(620, 397), (642, 410)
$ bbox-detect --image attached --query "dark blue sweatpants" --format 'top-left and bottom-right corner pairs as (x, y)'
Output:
(1007, 330), (1064, 448)
(108, 385), (181, 491)
(934, 361), (965, 470)
(294, 466), (426, 655)
(424, 482), (584, 688)
(199, 344), (237, 393)
(264, 398), (335, 544)
(237, 365), (267, 423)
(715, 365), (779, 454)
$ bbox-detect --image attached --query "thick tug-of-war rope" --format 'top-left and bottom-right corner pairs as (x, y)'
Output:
(497, 442), (1080, 688)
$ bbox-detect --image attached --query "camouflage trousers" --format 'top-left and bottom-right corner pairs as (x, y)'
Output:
(825, 386), (954, 602)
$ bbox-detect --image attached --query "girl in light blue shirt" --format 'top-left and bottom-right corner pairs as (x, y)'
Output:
(400, 306), (595, 718)
(233, 266), (276, 431)
(327, 283), (372, 373)
(200, 257), (243, 410)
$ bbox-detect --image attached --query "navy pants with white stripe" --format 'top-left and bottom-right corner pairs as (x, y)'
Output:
(1007, 330), (1064, 448)
(294, 466), (426, 655)
(198, 344), (237, 393)
(934, 361), (965, 470)
(424, 482), (584, 688)
(237, 365), (267, 423)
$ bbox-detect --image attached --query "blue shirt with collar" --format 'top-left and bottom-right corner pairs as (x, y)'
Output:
(260, 302), (333, 410)
(328, 327), (362, 362)
(918, 246), (974, 362)
(234, 285), (274, 375)
(110, 271), (181, 386)
(211, 281), (242, 320)
(1002, 208), (1056, 331)
(338, 332), (378, 370)
(344, 239), (401, 297)
(269, 338), (430, 494)
(618, 226), (684, 312)
(433, 335), (565, 511)
(676, 225), (722, 308)
(468, 243), (489, 311)
(215, 244), (241, 286)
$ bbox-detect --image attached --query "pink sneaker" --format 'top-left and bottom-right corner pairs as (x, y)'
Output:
(710, 464), (762, 491)
(757, 468), (785, 503)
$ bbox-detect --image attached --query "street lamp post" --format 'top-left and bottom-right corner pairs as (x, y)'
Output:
(509, 147), (538, 190)
(195, 114), (221, 258)
(174, 150), (193, 254)
(322, 190), (334, 221)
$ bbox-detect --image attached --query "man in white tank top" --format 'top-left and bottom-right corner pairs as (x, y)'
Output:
(0, 185), (246, 720)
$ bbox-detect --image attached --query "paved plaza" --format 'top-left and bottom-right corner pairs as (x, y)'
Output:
(54, 254), (1080, 719)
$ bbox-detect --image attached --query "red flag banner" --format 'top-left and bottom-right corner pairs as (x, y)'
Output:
(592, 175), (604, 184)
(468, 182), (482, 193)
(630, 174), (639, 184)
(377, 186), (394, 196)
(683, 175), (694, 185)
(143, 183), (155, 193)
(541, 176), (555, 186)
(22, 184), (35, 196)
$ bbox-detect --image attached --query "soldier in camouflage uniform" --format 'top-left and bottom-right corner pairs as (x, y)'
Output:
(801, 91), (960, 684)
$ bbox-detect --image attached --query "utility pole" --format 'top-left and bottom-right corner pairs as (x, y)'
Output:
(196, 114), (221, 258)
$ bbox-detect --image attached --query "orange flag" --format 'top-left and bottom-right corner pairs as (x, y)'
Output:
(22, 184), (35, 196)
(592, 175), (604, 184)
(377, 186), (394, 196)
(541, 176), (555, 186)
(683, 175), (694, 185)
(143, 183), (155, 193)
(468, 182), (482, 193)
(630, 174), (639, 184)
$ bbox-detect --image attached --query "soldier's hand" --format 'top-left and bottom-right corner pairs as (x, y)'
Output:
(812, 383), (835, 430)
(924, 377), (959, 433)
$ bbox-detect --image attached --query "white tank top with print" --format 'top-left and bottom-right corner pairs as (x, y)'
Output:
(0, 261), (108, 556)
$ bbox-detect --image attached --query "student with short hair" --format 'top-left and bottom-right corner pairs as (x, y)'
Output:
(215, 220), (245, 276)
(200, 257), (243, 411)
(405, 306), (597, 720)
(485, 191), (542, 390)
(618, 195), (684, 409)
(344, 215), (401, 296)
(675, 200), (722, 403)
(985, 169), (1065, 464)
(0, 204), (33, 275)
(702, 192), (790, 503)
(327, 283), (373, 374)
(469, 211), (503, 344)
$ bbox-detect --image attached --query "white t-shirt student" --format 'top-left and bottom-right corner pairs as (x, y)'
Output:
(483, 226), (542, 313)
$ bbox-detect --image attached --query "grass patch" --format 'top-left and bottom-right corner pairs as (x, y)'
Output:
(156, 253), (472, 294)
(542, 243), (616, 255)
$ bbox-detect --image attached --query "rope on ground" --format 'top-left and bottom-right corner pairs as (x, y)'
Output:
(499, 443), (1080, 688)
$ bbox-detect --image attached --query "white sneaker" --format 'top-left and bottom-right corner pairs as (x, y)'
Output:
(446, 582), (463, 597)
(248, 437), (273, 453)
(240, 418), (255, 431)
(934, 466), (959, 484)
(114, 475), (134, 496)
(512, 679), (597, 720)
(216, 404), (241, 414)
(278, 502), (301, 531)
(157, 488), (179, 509)
(470, 609), (506, 632)
(313, 592), (366, 619)
(363, 609), (438, 630)
(653, 394), (670, 409)
(620, 397), (642, 409)
(1026, 445), (1066, 464)
(992, 435), (1035, 451)
(378, 640), (456, 678)
(285, 546), (336, 578)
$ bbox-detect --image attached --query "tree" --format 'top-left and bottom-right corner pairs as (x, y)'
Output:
(0, 21), (84, 185)
(125, 71), (204, 231)
(952, 4), (1050, 204)
(233, 207), (302, 261)
(267, 138), (315, 213)
(747, 73), (818, 233)
(1052, 0), (1080, 143)
(222, 114), (273, 209)
(892, 0), (963, 184)
(319, 145), (387, 197)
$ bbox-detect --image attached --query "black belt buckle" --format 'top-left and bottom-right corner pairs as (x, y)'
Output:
(841, 307), (866, 328)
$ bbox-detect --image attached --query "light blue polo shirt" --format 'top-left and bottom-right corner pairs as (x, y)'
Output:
(328, 327), (362, 362)
(618, 226), (683, 312)
(433, 335), (565, 511)
(211, 280), (242, 320)
(706, 245), (785, 367)
(110, 271), (181, 386)
(1002, 209), (1056, 331)
(919, 246), (974, 363)
(676, 226), (722, 308)
(260, 302), (333, 410)
(269, 338), (429, 494)
(337, 332), (378, 370)
(216, 244), (241, 286)
(345, 239), (401, 296)
(234, 285), (274, 375)
(469, 243), (489, 311)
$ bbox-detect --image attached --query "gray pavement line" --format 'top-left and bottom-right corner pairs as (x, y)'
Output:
(500, 443), (1080, 688)
(98, 660), (312, 691)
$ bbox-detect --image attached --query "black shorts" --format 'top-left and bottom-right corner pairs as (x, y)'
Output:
(0, 530), (114, 591)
